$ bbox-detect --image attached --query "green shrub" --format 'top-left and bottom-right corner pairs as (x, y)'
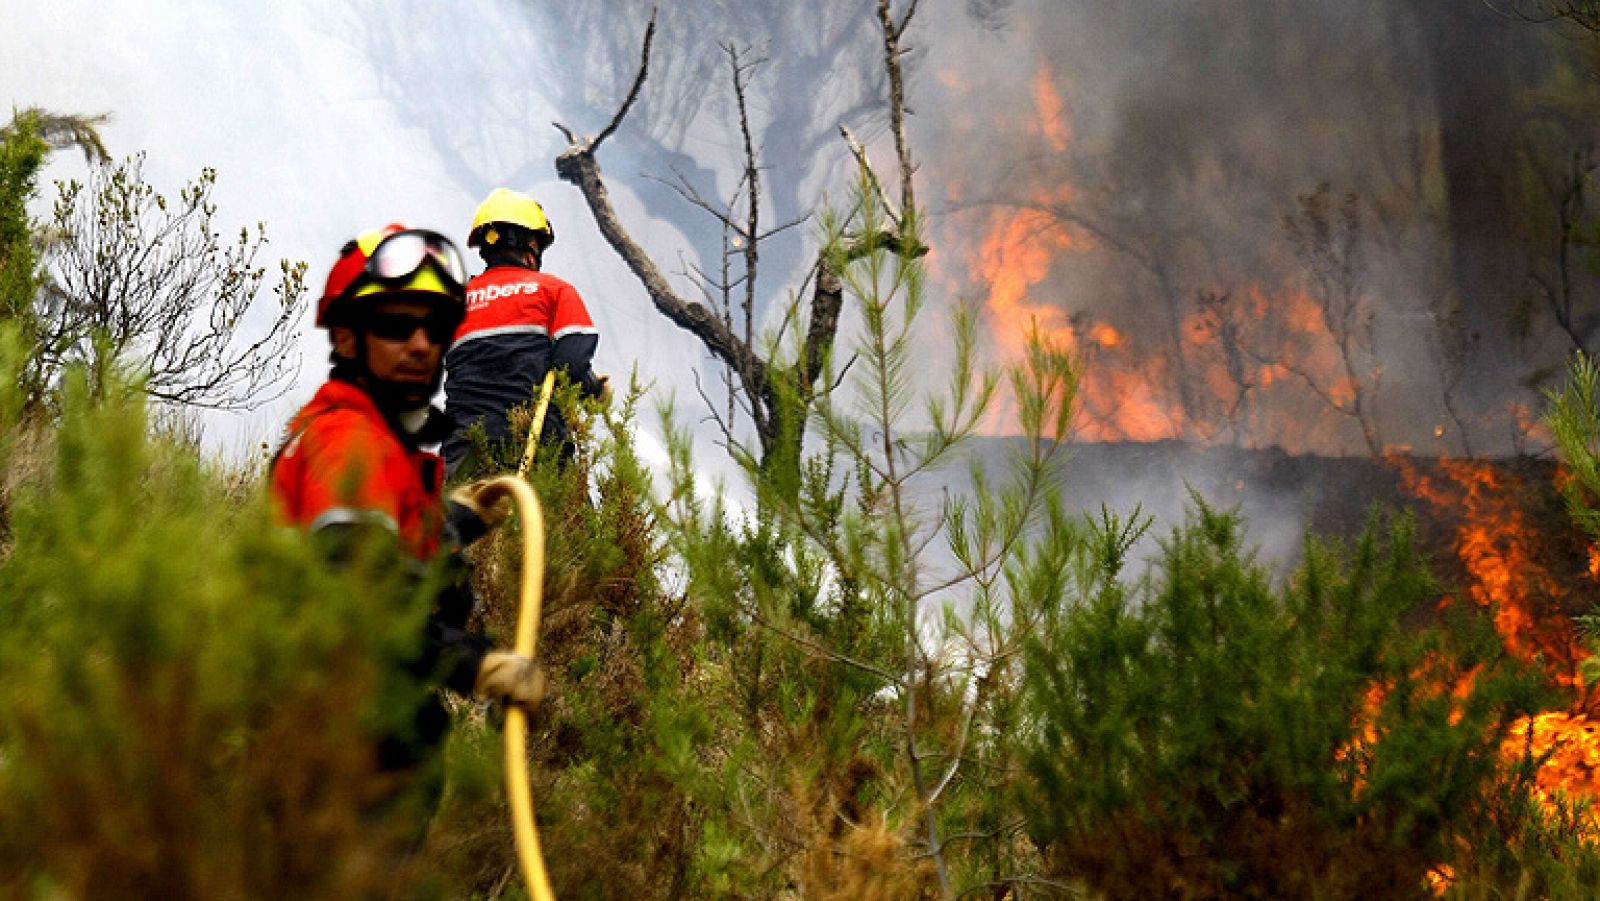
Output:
(427, 374), (709, 898)
(0, 344), (437, 898)
(1021, 500), (1550, 899)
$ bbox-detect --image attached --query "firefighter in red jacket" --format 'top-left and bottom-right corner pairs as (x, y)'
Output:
(443, 188), (608, 478)
(271, 222), (543, 775)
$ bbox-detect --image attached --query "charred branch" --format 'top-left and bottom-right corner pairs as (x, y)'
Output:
(1490, 0), (1600, 29)
(728, 43), (764, 351)
(553, 21), (748, 452)
(841, 124), (902, 230)
(594, 9), (657, 153)
(557, 131), (777, 440)
(1526, 146), (1597, 356)
(1286, 184), (1384, 455)
(877, 0), (919, 215)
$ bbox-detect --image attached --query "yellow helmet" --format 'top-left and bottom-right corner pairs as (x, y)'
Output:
(468, 188), (555, 253)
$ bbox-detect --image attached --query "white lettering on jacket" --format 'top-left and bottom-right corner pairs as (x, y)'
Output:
(466, 280), (541, 310)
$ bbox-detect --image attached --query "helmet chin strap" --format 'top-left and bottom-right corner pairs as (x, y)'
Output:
(394, 405), (432, 435)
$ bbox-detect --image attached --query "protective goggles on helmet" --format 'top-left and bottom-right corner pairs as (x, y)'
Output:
(354, 228), (468, 297)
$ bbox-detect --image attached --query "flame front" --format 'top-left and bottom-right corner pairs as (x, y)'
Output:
(1400, 459), (1587, 687)
(1402, 458), (1600, 842)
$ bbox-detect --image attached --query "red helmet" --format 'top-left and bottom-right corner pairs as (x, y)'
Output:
(317, 223), (469, 328)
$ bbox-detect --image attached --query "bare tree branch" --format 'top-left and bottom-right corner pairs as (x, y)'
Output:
(692, 367), (738, 450)
(592, 7), (659, 153)
(840, 124), (902, 229)
(729, 42), (763, 350)
(757, 214), (810, 243)
(552, 5), (926, 475)
(877, 0), (918, 215)
(646, 170), (742, 233)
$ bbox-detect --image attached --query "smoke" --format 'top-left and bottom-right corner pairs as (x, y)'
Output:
(914, 0), (1588, 459)
(6, 0), (1595, 542)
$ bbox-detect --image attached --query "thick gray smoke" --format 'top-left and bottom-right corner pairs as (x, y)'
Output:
(915, 0), (1589, 460)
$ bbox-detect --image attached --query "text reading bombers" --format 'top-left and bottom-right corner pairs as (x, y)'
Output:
(466, 280), (542, 309)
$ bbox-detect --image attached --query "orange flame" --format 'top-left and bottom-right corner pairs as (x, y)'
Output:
(1400, 457), (1600, 842)
(1090, 323), (1121, 348)
(1400, 459), (1587, 686)
(1032, 65), (1072, 153)
(973, 203), (1080, 363)
(963, 194), (1399, 449)
(1503, 712), (1600, 831)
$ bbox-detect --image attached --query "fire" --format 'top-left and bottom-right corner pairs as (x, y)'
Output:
(973, 202), (1080, 362)
(1078, 363), (1185, 441)
(952, 62), (1401, 452)
(1032, 65), (1072, 153)
(1400, 459), (1587, 686)
(963, 180), (1392, 449)
(945, 51), (1600, 869)
(1090, 322), (1121, 348)
(1401, 457), (1600, 841)
(1504, 712), (1600, 825)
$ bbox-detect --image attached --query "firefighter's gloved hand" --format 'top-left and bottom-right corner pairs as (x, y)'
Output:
(474, 651), (546, 710)
(594, 373), (612, 407)
(449, 479), (514, 532)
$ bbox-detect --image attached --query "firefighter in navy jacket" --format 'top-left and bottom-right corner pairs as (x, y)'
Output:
(443, 189), (607, 477)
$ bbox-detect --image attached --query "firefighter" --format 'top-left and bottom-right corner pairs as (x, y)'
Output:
(270, 223), (545, 780)
(442, 188), (608, 478)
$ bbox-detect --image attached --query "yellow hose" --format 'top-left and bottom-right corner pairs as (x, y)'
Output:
(473, 370), (560, 900)
(519, 371), (558, 479)
(480, 474), (553, 901)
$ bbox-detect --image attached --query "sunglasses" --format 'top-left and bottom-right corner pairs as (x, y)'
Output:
(361, 229), (468, 293)
(364, 309), (460, 345)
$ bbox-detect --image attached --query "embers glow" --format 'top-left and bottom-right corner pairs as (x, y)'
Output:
(1400, 459), (1586, 687)
(1401, 458), (1599, 838)
(1504, 712), (1600, 841)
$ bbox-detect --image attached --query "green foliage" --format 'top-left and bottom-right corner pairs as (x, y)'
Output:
(1022, 500), (1550, 898)
(1542, 353), (1600, 687)
(1444, 762), (1600, 899)
(0, 111), (49, 408)
(9, 121), (1600, 901)
(1545, 352), (1600, 542)
(0, 333), (438, 898)
(424, 373), (714, 898)
(615, 177), (1083, 898)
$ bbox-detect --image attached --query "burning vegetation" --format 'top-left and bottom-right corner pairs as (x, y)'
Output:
(929, 3), (1600, 891)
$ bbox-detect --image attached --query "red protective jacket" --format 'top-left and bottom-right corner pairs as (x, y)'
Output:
(442, 263), (601, 473)
(270, 375), (488, 770)
(271, 377), (445, 559)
